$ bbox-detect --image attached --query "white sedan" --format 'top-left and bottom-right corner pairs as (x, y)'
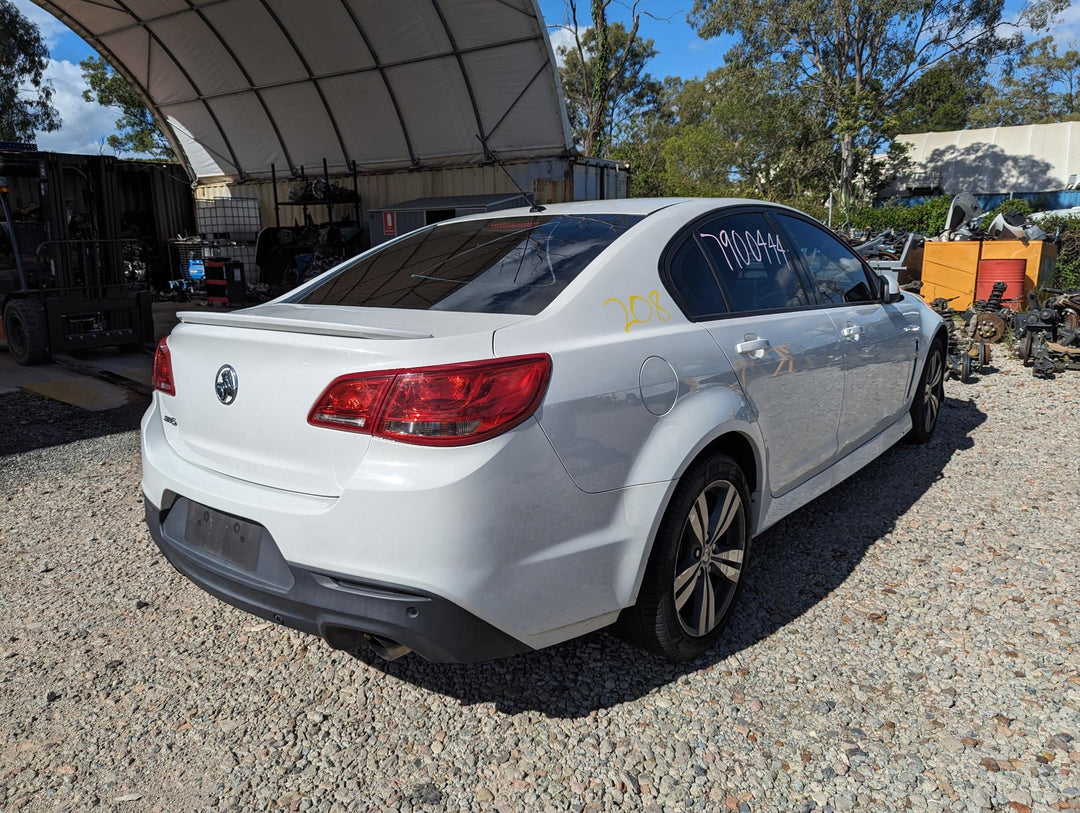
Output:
(142, 198), (945, 662)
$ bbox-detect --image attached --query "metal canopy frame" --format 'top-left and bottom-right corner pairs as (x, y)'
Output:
(35, 0), (574, 182)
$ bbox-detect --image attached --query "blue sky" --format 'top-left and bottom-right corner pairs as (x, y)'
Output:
(11, 0), (1080, 156)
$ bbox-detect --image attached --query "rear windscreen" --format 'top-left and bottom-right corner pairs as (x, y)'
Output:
(293, 214), (643, 315)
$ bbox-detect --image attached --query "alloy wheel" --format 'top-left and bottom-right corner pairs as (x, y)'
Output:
(672, 479), (746, 637)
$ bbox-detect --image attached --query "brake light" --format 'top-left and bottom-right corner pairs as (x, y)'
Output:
(152, 337), (175, 396)
(309, 355), (552, 446)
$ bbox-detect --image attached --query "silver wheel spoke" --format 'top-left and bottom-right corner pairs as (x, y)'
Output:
(710, 558), (741, 582)
(697, 575), (716, 635)
(674, 564), (700, 610)
(688, 493), (708, 544)
(709, 486), (741, 546)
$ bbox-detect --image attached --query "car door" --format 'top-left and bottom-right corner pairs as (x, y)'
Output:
(773, 214), (918, 457)
(665, 210), (844, 498)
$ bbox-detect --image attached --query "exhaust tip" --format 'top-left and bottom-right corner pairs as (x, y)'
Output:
(363, 633), (412, 661)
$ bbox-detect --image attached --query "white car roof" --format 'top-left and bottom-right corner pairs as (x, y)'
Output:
(451, 197), (800, 222)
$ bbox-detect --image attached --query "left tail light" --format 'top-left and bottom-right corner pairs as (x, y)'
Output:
(309, 354), (552, 446)
(152, 337), (175, 396)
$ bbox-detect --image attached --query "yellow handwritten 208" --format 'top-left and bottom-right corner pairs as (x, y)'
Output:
(604, 290), (672, 333)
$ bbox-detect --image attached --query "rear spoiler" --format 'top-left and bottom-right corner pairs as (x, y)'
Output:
(176, 311), (433, 340)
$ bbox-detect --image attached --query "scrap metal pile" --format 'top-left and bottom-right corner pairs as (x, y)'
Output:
(847, 193), (1078, 381)
(1014, 289), (1080, 378)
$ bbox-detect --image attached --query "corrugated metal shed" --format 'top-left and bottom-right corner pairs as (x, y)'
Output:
(896, 122), (1080, 195)
(33, 0), (573, 183)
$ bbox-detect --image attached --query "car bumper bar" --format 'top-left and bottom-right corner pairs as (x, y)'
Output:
(144, 496), (532, 663)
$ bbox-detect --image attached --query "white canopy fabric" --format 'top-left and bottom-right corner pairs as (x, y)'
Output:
(36, 0), (574, 181)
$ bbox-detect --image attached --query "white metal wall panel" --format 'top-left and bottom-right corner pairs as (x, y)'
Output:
(897, 122), (1080, 194)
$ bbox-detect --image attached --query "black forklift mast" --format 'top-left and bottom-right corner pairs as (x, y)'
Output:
(1, 149), (155, 365)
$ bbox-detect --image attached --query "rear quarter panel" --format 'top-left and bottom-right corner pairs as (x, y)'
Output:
(493, 204), (763, 495)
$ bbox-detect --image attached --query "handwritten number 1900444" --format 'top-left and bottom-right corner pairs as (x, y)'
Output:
(604, 290), (672, 333)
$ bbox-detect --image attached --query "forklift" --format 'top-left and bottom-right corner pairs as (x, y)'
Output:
(0, 146), (192, 365)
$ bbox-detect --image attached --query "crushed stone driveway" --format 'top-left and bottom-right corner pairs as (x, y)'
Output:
(1, 354), (1078, 812)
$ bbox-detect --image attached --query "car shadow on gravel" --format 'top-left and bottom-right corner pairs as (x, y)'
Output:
(350, 396), (987, 719)
(0, 392), (148, 458)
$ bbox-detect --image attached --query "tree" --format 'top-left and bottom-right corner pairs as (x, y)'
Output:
(80, 55), (174, 159)
(554, 1), (663, 156)
(657, 59), (836, 202)
(970, 36), (1080, 126)
(889, 54), (988, 135)
(0, 0), (61, 142)
(688, 0), (1054, 210)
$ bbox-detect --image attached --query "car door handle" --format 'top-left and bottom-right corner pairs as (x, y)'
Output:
(735, 338), (771, 354)
(841, 325), (863, 339)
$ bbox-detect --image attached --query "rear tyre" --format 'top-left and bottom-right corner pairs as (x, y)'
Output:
(626, 452), (751, 660)
(3, 299), (50, 366)
(905, 339), (945, 444)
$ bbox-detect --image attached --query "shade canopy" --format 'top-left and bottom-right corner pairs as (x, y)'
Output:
(35, 0), (574, 181)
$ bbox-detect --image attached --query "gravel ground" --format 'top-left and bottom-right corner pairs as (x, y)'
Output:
(1, 354), (1078, 813)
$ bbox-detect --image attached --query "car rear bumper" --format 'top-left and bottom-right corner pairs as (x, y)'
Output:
(144, 495), (532, 663)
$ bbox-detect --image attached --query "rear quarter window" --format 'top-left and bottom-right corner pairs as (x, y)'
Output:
(294, 214), (643, 315)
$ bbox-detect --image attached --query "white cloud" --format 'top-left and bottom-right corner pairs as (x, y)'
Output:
(997, 2), (1080, 47)
(10, 0), (69, 50)
(547, 26), (584, 66)
(30, 59), (119, 156)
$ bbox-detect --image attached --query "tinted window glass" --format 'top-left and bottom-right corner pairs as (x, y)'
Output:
(667, 237), (727, 318)
(296, 214), (643, 315)
(777, 215), (877, 305)
(697, 212), (809, 312)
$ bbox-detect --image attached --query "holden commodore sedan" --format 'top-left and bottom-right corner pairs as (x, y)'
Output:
(142, 199), (945, 663)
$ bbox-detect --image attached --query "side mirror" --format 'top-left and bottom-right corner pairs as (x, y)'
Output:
(878, 271), (903, 304)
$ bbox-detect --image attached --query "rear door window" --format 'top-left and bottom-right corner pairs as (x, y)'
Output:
(696, 212), (810, 313)
(294, 214), (643, 315)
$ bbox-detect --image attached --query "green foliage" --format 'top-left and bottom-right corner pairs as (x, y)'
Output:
(889, 55), (988, 136)
(970, 36), (1080, 126)
(0, 0), (61, 141)
(688, 0), (1021, 204)
(849, 197), (955, 235)
(80, 56), (174, 159)
(556, 13), (662, 157)
(1040, 215), (1080, 290)
(983, 198), (1037, 224)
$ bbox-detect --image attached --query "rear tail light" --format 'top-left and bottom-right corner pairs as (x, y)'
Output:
(309, 354), (552, 446)
(152, 337), (175, 396)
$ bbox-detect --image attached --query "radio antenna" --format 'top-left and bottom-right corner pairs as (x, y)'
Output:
(477, 135), (545, 213)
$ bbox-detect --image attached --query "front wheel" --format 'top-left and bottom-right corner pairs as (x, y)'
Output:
(905, 340), (945, 444)
(623, 452), (751, 660)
